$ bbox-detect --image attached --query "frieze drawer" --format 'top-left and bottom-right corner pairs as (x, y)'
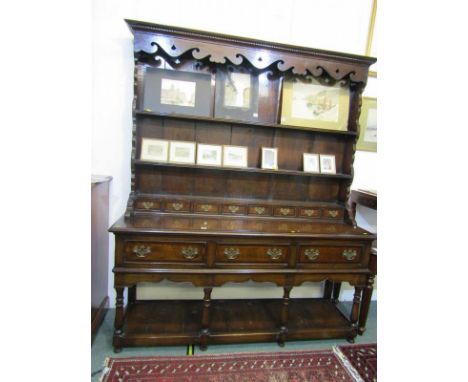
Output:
(323, 208), (343, 219)
(124, 241), (206, 263)
(164, 201), (191, 212)
(298, 246), (362, 264)
(215, 245), (289, 264)
(135, 200), (161, 210)
(193, 202), (220, 214)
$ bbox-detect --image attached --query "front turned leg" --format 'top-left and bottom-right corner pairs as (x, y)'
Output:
(358, 275), (375, 335)
(347, 286), (363, 343)
(278, 286), (292, 347)
(332, 282), (342, 304)
(200, 287), (212, 351)
(113, 286), (125, 353)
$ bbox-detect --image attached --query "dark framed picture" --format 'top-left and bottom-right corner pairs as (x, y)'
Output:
(214, 67), (280, 124)
(143, 68), (212, 117)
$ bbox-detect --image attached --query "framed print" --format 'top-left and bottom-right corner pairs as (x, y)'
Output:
(319, 154), (336, 174)
(196, 144), (222, 166)
(222, 145), (248, 168)
(143, 68), (212, 117)
(215, 68), (260, 123)
(280, 78), (350, 131)
(357, 97), (377, 152)
(140, 138), (169, 162)
(303, 153), (320, 173)
(261, 147), (278, 170)
(169, 141), (196, 164)
(365, 0), (377, 77)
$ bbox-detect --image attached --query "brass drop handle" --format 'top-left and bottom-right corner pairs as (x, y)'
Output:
(200, 204), (212, 212)
(224, 247), (240, 260)
(305, 248), (320, 260)
(181, 247), (198, 260)
(228, 205), (239, 213)
(133, 245), (151, 258)
(342, 249), (357, 261)
(267, 248), (282, 260)
(254, 207), (265, 215)
(142, 201), (154, 209)
(172, 202), (183, 211)
(279, 208), (291, 216)
(304, 209), (316, 217)
(328, 210), (339, 218)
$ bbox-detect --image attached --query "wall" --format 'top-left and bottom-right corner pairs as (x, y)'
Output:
(92, 0), (377, 306)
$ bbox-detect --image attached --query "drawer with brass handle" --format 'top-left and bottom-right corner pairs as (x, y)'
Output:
(222, 204), (247, 215)
(248, 205), (271, 216)
(124, 241), (206, 263)
(299, 245), (361, 264)
(323, 208), (343, 219)
(274, 207), (296, 217)
(164, 201), (190, 212)
(135, 200), (161, 210)
(194, 203), (219, 214)
(216, 245), (289, 264)
(298, 207), (322, 218)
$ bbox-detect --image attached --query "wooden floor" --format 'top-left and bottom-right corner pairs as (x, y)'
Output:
(120, 298), (352, 347)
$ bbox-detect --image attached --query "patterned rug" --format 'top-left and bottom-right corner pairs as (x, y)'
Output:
(100, 345), (377, 382)
(337, 343), (377, 382)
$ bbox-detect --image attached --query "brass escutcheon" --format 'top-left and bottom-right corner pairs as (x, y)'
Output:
(304, 248), (320, 260)
(266, 248), (282, 260)
(224, 247), (240, 260)
(342, 249), (357, 261)
(133, 245), (151, 258)
(181, 247), (199, 260)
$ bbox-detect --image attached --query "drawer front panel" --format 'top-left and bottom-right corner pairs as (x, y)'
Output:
(135, 200), (161, 210)
(274, 206), (296, 217)
(323, 208), (343, 219)
(124, 241), (206, 263)
(216, 245), (289, 263)
(164, 201), (191, 212)
(193, 202), (219, 214)
(298, 207), (322, 218)
(222, 204), (247, 215)
(298, 245), (361, 264)
(248, 205), (272, 216)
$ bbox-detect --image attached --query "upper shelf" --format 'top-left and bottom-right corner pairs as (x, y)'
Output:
(134, 160), (352, 180)
(135, 110), (358, 137)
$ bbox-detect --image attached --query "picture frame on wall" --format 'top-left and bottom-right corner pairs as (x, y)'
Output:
(140, 138), (169, 162)
(214, 68), (260, 123)
(261, 147), (278, 170)
(303, 153), (320, 173)
(280, 77), (350, 131)
(143, 67), (212, 117)
(222, 145), (248, 168)
(319, 154), (336, 174)
(356, 97), (377, 152)
(168, 141), (196, 164)
(196, 144), (222, 166)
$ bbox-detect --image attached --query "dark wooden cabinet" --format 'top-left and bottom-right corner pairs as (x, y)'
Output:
(110, 19), (376, 352)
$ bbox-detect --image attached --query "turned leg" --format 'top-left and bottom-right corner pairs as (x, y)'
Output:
(323, 280), (333, 299)
(278, 286), (292, 347)
(358, 275), (375, 334)
(200, 287), (212, 351)
(332, 282), (342, 304)
(347, 286), (363, 343)
(113, 286), (125, 353)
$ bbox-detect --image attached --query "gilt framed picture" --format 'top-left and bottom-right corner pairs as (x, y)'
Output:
(196, 144), (222, 166)
(303, 153), (320, 173)
(356, 97), (377, 152)
(281, 78), (350, 131)
(222, 145), (248, 168)
(261, 147), (278, 170)
(169, 141), (196, 164)
(143, 68), (212, 117)
(319, 154), (336, 174)
(140, 138), (169, 162)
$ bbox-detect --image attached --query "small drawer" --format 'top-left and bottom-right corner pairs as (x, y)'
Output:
(216, 245), (289, 263)
(164, 200), (191, 212)
(299, 207), (322, 218)
(274, 206), (296, 217)
(248, 205), (271, 216)
(193, 202), (219, 214)
(298, 246), (361, 264)
(135, 199), (161, 211)
(124, 241), (206, 263)
(323, 208), (343, 219)
(222, 204), (247, 215)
